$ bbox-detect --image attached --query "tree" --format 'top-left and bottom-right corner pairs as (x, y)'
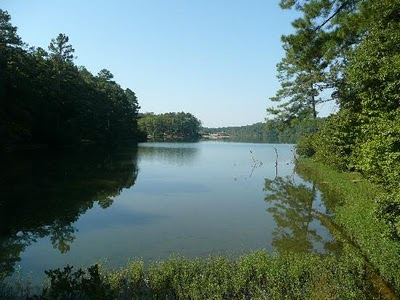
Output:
(48, 33), (75, 63)
(268, 26), (329, 123)
(0, 9), (22, 47)
(97, 69), (114, 81)
(0, 11), (143, 147)
(286, 0), (400, 240)
(138, 112), (202, 140)
(268, 0), (362, 127)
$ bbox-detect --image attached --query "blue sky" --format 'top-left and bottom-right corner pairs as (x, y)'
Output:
(2, 0), (337, 127)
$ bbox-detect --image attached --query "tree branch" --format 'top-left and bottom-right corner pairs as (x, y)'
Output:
(315, 0), (351, 31)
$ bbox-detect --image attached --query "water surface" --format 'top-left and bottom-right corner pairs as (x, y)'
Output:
(0, 141), (337, 282)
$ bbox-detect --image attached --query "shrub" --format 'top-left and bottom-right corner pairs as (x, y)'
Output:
(296, 134), (316, 157)
(376, 191), (400, 241)
(353, 112), (400, 190)
(313, 110), (360, 170)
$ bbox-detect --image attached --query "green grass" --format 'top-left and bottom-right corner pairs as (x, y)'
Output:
(298, 159), (400, 296)
(0, 252), (376, 300)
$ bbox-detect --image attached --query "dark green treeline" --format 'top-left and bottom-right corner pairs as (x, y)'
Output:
(0, 10), (142, 148)
(138, 112), (202, 140)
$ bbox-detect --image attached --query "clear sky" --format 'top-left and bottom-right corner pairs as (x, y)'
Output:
(2, 0), (337, 127)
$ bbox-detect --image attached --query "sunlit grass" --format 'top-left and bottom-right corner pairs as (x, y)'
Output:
(0, 252), (377, 299)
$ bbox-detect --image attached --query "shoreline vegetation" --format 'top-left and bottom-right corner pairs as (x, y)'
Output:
(268, 0), (400, 262)
(137, 112), (202, 142)
(2, 159), (399, 299)
(297, 160), (400, 297)
(202, 119), (322, 144)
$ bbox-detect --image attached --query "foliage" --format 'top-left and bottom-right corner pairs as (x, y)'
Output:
(295, 134), (315, 157)
(203, 122), (276, 143)
(138, 112), (202, 140)
(340, 1), (400, 115)
(311, 109), (360, 170)
(203, 119), (322, 144)
(268, 26), (329, 122)
(0, 10), (142, 148)
(279, 0), (400, 236)
(0, 252), (377, 299)
(352, 113), (400, 190)
(377, 191), (400, 241)
(108, 261), (145, 299)
(268, 0), (362, 125)
(266, 116), (322, 144)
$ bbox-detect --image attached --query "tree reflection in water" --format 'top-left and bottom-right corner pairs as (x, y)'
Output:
(0, 144), (139, 278)
(138, 143), (199, 166)
(264, 175), (341, 254)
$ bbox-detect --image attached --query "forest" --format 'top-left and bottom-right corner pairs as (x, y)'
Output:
(138, 112), (202, 140)
(0, 9), (142, 148)
(203, 118), (323, 143)
(268, 0), (400, 241)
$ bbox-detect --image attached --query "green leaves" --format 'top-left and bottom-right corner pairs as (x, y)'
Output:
(97, 69), (114, 82)
(0, 10), (142, 147)
(138, 112), (202, 140)
(48, 33), (75, 63)
(0, 10), (21, 47)
(269, 1), (359, 126)
(279, 0), (400, 237)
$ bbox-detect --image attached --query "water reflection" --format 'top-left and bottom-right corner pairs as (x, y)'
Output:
(0, 145), (139, 278)
(264, 175), (340, 254)
(294, 163), (344, 215)
(138, 143), (199, 165)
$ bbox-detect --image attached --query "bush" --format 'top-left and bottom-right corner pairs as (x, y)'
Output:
(376, 191), (400, 241)
(353, 113), (400, 190)
(312, 110), (360, 170)
(296, 134), (316, 157)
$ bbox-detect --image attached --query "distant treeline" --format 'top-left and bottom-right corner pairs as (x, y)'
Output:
(0, 10), (142, 148)
(138, 112), (202, 140)
(203, 119), (323, 143)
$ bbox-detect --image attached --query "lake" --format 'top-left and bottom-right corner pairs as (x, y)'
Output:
(0, 141), (338, 283)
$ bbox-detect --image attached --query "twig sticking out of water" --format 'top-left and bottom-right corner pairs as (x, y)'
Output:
(273, 147), (278, 178)
(289, 147), (299, 183)
(247, 149), (263, 178)
(233, 150), (264, 180)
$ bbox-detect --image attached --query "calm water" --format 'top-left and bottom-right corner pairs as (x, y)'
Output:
(0, 141), (337, 282)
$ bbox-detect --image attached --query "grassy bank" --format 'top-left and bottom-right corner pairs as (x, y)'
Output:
(0, 252), (376, 300)
(297, 159), (400, 296)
